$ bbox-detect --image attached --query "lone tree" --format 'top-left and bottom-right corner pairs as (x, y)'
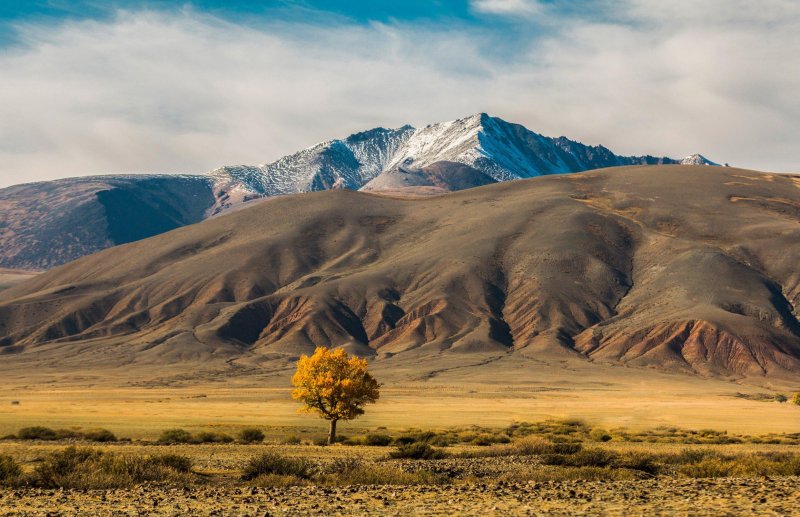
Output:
(291, 346), (380, 444)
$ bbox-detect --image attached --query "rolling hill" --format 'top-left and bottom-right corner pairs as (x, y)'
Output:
(0, 165), (797, 383)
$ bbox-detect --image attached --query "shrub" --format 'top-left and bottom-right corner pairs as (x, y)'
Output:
(239, 428), (266, 444)
(543, 448), (616, 468)
(312, 437), (330, 446)
(83, 429), (117, 442)
(389, 442), (447, 460)
(393, 436), (417, 446)
(514, 436), (582, 455)
(0, 455), (21, 484)
(242, 452), (313, 481)
(775, 394), (788, 403)
(328, 464), (446, 486)
(613, 451), (660, 475)
(149, 454), (193, 473)
(322, 457), (363, 475)
(31, 447), (193, 489)
(195, 432), (234, 444)
(678, 457), (734, 478)
(18, 426), (58, 441)
(793, 392), (800, 406)
(589, 428), (612, 442)
(471, 433), (511, 446)
(157, 429), (193, 444)
(54, 429), (82, 440)
(365, 434), (393, 446)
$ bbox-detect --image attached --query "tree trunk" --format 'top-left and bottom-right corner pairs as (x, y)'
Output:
(328, 419), (338, 445)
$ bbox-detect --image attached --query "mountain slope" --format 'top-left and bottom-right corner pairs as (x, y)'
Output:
(1, 165), (797, 382)
(0, 113), (715, 270)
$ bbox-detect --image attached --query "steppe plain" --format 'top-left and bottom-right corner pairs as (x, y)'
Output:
(1, 166), (800, 515)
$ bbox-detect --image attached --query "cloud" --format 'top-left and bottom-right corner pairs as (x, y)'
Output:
(470, 0), (544, 16)
(0, 2), (798, 187)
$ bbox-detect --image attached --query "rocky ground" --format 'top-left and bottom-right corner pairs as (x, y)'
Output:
(2, 477), (798, 516)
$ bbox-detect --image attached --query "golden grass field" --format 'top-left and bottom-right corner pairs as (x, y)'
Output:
(1, 351), (798, 515)
(0, 354), (797, 440)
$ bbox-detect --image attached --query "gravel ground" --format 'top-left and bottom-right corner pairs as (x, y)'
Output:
(2, 477), (798, 516)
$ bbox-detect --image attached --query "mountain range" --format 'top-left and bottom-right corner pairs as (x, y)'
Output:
(1, 165), (797, 384)
(0, 113), (716, 270)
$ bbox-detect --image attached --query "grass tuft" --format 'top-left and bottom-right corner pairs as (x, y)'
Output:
(389, 442), (447, 460)
(238, 428), (265, 444)
(242, 452), (313, 480)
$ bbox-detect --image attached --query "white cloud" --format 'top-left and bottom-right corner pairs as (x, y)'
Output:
(0, 2), (799, 187)
(470, 0), (543, 16)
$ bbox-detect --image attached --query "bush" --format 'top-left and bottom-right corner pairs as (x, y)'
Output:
(589, 428), (613, 442)
(242, 452), (313, 481)
(328, 464), (446, 486)
(157, 429), (193, 444)
(389, 442), (447, 460)
(793, 392), (800, 406)
(775, 394), (788, 403)
(149, 453), (193, 473)
(18, 426), (58, 441)
(195, 432), (234, 444)
(322, 457), (363, 475)
(514, 436), (582, 456)
(239, 428), (265, 444)
(471, 433), (511, 446)
(365, 434), (393, 446)
(613, 452), (660, 475)
(543, 448), (617, 468)
(678, 457), (734, 478)
(0, 455), (21, 484)
(312, 437), (330, 446)
(393, 436), (417, 446)
(83, 429), (117, 442)
(31, 447), (192, 489)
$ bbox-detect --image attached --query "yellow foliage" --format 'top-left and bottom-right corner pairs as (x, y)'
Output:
(291, 347), (380, 423)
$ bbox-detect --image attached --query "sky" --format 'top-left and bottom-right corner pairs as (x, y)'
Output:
(0, 0), (799, 186)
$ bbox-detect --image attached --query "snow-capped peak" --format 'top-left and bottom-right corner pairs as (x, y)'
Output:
(680, 154), (719, 166)
(205, 114), (719, 213)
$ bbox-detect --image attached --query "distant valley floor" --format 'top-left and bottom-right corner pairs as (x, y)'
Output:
(0, 354), (797, 438)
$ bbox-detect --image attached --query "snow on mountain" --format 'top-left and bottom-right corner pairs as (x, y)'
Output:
(206, 113), (706, 208)
(680, 154), (719, 166)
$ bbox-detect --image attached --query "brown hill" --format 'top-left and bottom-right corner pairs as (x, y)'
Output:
(1, 165), (799, 382)
(0, 175), (216, 270)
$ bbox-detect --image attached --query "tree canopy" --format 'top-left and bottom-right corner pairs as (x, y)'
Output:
(291, 347), (380, 443)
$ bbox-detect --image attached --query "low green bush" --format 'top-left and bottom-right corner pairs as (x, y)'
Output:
(30, 447), (193, 489)
(239, 428), (265, 444)
(195, 432), (234, 444)
(589, 428), (612, 442)
(543, 448), (617, 468)
(365, 434), (393, 446)
(389, 442), (447, 460)
(471, 433), (511, 446)
(242, 452), (313, 481)
(83, 429), (117, 442)
(514, 436), (582, 455)
(393, 436), (417, 446)
(0, 455), (21, 484)
(157, 429), (194, 444)
(18, 426), (58, 441)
